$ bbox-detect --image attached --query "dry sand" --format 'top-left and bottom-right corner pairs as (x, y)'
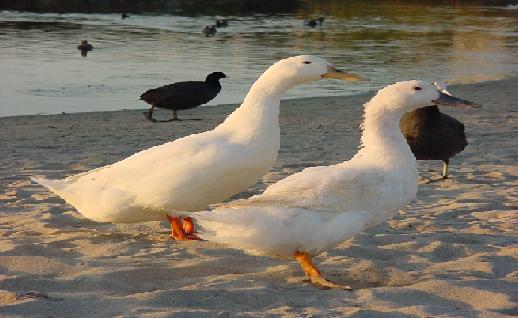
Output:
(0, 78), (517, 317)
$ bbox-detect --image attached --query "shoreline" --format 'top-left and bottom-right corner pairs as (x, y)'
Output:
(1, 77), (516, 119)
(1, 91), (373, 120)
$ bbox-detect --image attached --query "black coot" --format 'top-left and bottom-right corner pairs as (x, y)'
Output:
(140, 72), (227, 122)
(306, 17), (325, 27)
(400, 105), (467, 180)
(216, 20), (229, 28)
(203, 25), (217, 36)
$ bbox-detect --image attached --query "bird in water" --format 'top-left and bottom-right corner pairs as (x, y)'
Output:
(32, 55), (365, 241)
(77, 40), (93, 56)
(306, 17), (325, 27)
(140, 72), (227, 122)
(121, 13), (130, 19)
(203, 25), (217, 36)
(216, 20), (229, 28)
(400, 83), (476, 181)
(194, 81), (478, 289)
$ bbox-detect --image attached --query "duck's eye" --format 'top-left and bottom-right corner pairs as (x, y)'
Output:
(414, 86), (422, 90)
(302, 61), (312, 64)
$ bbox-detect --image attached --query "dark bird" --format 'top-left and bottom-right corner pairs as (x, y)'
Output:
(121, 13), (130, 19)
(203, 25), (217, 36)
(216, 20), (229, 28)
(77, 40), (93, 56)
(140, 72), (227, 122)
(306, 17), (325, 27)
(77, 40), (93, 51)
(400, 105), (467, 180)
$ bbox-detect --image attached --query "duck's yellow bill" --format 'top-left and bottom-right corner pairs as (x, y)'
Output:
(321, 65), (368, 82)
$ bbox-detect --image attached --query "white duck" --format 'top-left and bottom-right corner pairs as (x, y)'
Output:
(195, 80), (477, 288)
(32, 55), (365, 240)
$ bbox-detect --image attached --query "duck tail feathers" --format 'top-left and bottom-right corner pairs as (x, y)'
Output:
(31, 177), (68, 196)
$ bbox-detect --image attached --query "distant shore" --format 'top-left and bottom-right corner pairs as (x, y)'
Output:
(1, 0), (515, 14)
(0, 0), (304, 15)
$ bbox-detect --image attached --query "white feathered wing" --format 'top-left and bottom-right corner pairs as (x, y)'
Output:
(195, 157), (402, 257)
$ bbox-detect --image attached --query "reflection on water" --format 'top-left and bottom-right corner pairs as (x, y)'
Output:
(0, 1), (517, 117)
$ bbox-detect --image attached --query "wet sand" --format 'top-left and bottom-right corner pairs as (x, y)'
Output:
(0, 78), (517, 317)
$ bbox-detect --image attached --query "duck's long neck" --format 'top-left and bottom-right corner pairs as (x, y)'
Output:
(218, 66), (292, 140)
(357, 102), (416, 167)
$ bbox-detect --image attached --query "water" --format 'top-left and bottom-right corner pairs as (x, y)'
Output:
(0, 2), (517, 117)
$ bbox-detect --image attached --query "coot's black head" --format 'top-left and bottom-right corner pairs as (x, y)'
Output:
(206, 72), (227, 82)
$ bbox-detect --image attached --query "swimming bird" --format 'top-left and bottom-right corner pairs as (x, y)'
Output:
(140, 72), (227, 122)
(121, 13), (130, 19)
(32, 55), (365, 241)
(306, 17), (325, 27)
(195, 80), (477, 289)
(77, 40), (93, 56)
(400, 83), (469, 180)
(216, 20), (229, 28)
(77, 40), (93, 51)
(203, 25), (217, 36)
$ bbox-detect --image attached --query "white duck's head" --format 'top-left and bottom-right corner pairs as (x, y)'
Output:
(370, 80), (479, 115)
(265, 55), (367, 87)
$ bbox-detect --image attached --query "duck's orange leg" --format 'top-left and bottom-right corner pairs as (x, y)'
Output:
(167, 215), (184, 239)
(167, 215), (201, 241)
(182, 217), (196, 235)
(294, 251), (351, 290)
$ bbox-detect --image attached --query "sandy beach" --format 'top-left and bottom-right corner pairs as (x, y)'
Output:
(0, 78), (517, 317)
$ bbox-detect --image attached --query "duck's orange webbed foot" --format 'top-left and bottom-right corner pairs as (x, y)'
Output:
(294, 251), (352, 290)
(167, 215), (202, 241)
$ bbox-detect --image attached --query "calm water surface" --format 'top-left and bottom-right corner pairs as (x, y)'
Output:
(0, 3), (517, 117)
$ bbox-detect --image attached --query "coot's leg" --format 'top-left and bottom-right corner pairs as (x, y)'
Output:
(144, 106), (157, 122)
(425, 159), (450, 183)
(442, 159), (450, 179)
(157, 109), (185, 122)
(159, 109), (183, 122)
